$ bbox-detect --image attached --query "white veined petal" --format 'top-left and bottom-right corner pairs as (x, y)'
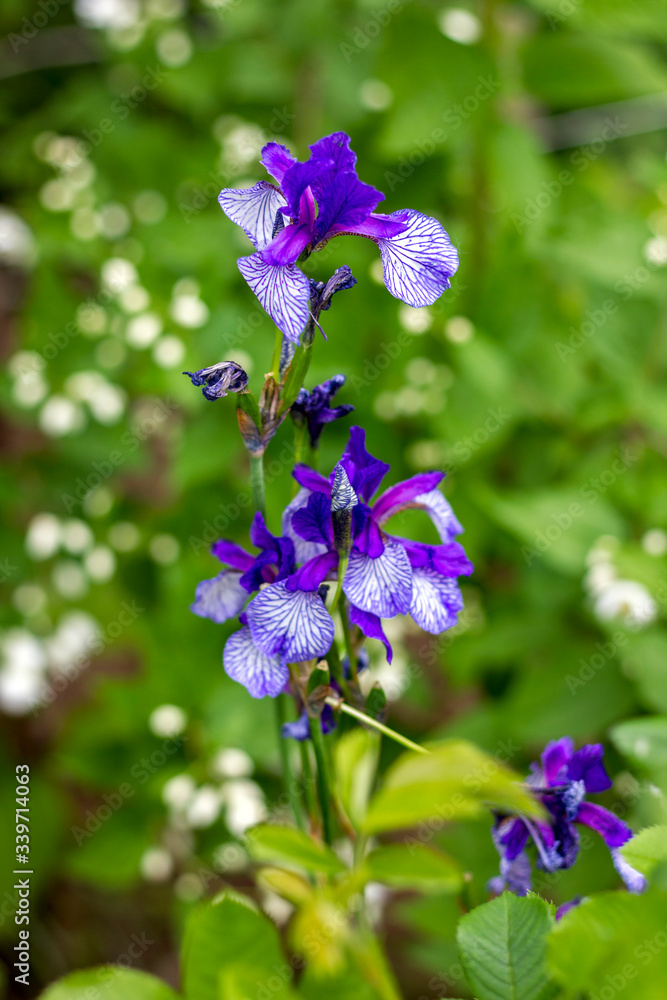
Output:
(191, 570), (247, 624)
(377, 209), (459, 308)
(218, 181), (286, 251)
(409, 566), (463, 634)
(237, 254), (310, 344)
(343, 540), (412, 618)
(223, 626), (288, 699)
(245, 581), (334, 662)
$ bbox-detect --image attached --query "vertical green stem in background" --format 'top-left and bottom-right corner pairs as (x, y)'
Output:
(270, 326), (283, 380)
(299, 741), (317, 822)
(308, 714), (333, 844)
(275, 694), (305, 830)
(249, 453), (266, 520)
(339, 603), (357, 681)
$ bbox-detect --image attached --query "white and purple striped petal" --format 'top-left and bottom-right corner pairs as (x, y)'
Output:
(409, 567), (463, 634)
(218, 182), (286, 251)
(245, 580), (335, 662)
(610, 849), (647, 894)
(372, 472), (444, 525)
(376, 209), (459, 308)
(343, 540), (412, 618)
(412, 488), (464, 543)
(190, 570), (248, 624)
(223, 625), (289, 698)
(237, 254), (310, 344)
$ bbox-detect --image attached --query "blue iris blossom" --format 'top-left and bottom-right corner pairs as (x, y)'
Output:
(183, 361), (248, 401)
(190, 425), (472, 701)
(489, 737), (647, 897)
(290, 373), (354, 449)
(218, 132), (459, 343)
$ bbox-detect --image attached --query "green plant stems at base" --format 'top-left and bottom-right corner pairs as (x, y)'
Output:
(250, 452), (266, 520)
(339, 604), (357, 681)
(308, 714), (333, 844)
(299, 740), (317, 822)
(270, 326), (283, 380)
(275, 695), (305, 830)
(326, 697), (428, 755)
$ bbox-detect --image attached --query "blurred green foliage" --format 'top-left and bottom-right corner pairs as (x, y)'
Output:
(1, 0), (667, 996)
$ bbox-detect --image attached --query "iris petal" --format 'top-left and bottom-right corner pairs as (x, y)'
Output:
(218, 181), (286, 251)
(343, 540), (412, 618)
(224, 625), (289, 698)
(409, 566), (463, 634)
(190, 570), (247, 624)
(245, 580), (335, 661)
(377, 209), (459, 308)
(237, 254), (310, 344)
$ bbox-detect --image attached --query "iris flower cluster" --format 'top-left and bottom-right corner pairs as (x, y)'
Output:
(192, 418), (472, 700)
(490, 737), (646, 896)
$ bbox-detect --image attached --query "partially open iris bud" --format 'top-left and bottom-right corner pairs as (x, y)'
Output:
(183, 361), (249, 401)
(330, 463), (358, 558)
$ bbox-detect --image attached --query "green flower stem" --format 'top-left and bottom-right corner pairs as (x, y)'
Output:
(298, 740), (318, 822)
(270, 326), (283, 380)
(308, 714), (334, 844)
(330, 555), (348, 613)
(339, 604), (357, 681)
(249, 453), (266, 520)
(325, 697), (429, 755)
(275, 695), (305, 830)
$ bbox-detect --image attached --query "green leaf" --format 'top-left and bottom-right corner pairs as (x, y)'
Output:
(548, 890), (667, 999)
(362, 844), (462, 894)
(182, 891), (286, 1000)
(335, 728), (380, 829)
(278, 344), (313, 415)
(39, 969), (179, 1000)
(457, 893), (557, 1000)
(218, 963), (300, 1000)
(610, 716), (667, 773)
(245, 824), (346, 877)
(363, 740), (541, 834)
(620, 826), (667, 881)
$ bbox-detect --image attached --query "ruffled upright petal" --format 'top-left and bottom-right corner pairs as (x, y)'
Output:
(237, 254), (310, 343)
(218, 181), (286, 251)
(340, 426), (390, 502)
(343, 540), (412, 618)
(285, 550), (339, 592)
(377, 209), (459, 308)
(372, 472), (445, 524)
(260, 142), (296, 184)
(224, 625), (289, 698)
(282, 487), (328, 564)
(190, 570), (248, 624)
(541, 737), (575, 786)
(292, 491), (334, 547)
(567, 744), (612, 793)
(245, 580), (335, 661)
(409, 566), (463, 634)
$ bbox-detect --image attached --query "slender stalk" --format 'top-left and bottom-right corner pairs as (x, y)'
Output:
(330, 555), (348, 613)
(299, 740), (317, 822)
(270, 326), (283, 380)
(326, 697), (429, 755)
(275, 695), (305, 830)
(308, 714), (333, 844)
(339, 605), (357, 681)
(249, 453), (266, 520)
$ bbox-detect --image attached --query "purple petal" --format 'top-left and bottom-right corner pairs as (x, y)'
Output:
(211, 539), (255, 572)
(292, 464), (331, 495)
(377, 209), (459, 308)
(541, 737), (575, 786)
(245, 580), (335, 661)
(409, 567), (463, 634)
(309, 132), (357, 173)
(566, 744), (612, 793)
(412, 488), (464, 543)
(576, 802), (633, 849)
(261, 217), (312, 266)
(281, 161), (329, 221)
(496, 852), (532, 896)
(494, 816), (529, 862)
(401, 539), (473, 577)
(372, 472), (444, 524)
(237, 254), (310, 344)
(282, 487), (328, 564)
(218, 181), (286, 251)
(349, 604), (393, 662)
(260, 142), (296, 184)
(285, 550), (339, 592)
(343, 540), (412, 618)
(341, 426), (390, 502)
(190, 570), (247, 624)
(354, 515), (385, 558)
(610, 849), (647, 893)
(249, 511), (275, 551)
(556, 897), (583, 920)
(224, 625), (289, 698)
(326, 212), (408, 241)
(292, 491), (334, 547)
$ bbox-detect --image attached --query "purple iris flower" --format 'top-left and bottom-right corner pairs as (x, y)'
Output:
(490, 738), (647, 897)
(281, 426), (473, 661)
(219, 132), (459, 343)
(291, 374), (354, 449)
(191, 512), (334, 699)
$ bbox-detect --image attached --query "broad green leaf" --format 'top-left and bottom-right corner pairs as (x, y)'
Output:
(457, 893), (557, 1000)
(620, 826), (667, 881)
(335, 728), (380, 828)
(182, 891), (286, 1000)
(218, 963), (300, 1000)
(548, 890), (667, 999)
(363, 740), (541, 834)
(39, 969), (179, 1000)
(362, 844), (462, 894)
(245, 824), (346, 876)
